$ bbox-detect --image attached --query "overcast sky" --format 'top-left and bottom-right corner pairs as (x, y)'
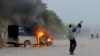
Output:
(42, 0), (100, 27)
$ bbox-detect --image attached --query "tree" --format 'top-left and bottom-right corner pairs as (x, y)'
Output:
(38, 9), (66, 35)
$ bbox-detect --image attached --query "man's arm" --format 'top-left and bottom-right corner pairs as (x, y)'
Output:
(72, 20), (83, 32)
(76, 20), (83, 28)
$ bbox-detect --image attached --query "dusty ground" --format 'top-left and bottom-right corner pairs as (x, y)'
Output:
(0, 38), (100, 56)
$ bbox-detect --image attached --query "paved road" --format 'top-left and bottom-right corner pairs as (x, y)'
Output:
(0, 38), (100, 56)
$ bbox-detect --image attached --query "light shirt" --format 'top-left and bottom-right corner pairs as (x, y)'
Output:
(69, 28), (74, 38)
(69, 27), (77, 38)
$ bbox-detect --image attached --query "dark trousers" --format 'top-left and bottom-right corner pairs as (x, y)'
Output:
(69, 38), (77, 53)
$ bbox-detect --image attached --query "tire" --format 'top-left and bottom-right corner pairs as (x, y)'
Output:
(24, 40), (31, 47)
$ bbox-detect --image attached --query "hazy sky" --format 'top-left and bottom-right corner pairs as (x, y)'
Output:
(42, 0), (100, 27)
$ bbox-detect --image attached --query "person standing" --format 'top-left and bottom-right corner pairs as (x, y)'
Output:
(68, 24), (77, 55)
(68, 21), (83, 55)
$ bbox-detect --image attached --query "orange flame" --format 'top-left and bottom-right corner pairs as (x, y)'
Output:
(35, 28), (53, 46)
(36, 28), (44, 44)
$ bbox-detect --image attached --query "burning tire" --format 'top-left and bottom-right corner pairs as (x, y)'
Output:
(24, 40), (31, 47)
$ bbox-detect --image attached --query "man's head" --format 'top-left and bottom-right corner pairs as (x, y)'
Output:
(69, 24), (72, 28)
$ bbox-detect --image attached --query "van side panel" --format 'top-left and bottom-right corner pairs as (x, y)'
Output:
(18, 36), (37, 44)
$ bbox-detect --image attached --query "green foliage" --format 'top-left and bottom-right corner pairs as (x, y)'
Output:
(38, 9), (66, 34)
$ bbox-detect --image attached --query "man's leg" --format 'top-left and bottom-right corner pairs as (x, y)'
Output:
(72, 38), (77, 54)
(70, 40), (73, 54)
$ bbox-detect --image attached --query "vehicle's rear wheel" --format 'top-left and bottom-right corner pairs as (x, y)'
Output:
(24, 40), (31, 47)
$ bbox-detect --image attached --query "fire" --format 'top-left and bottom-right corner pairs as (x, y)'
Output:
(35, 28), (45, 44)
(35, 28), (53, 46)
(47, 37), (52, 42)
(37, 31), (44, 38)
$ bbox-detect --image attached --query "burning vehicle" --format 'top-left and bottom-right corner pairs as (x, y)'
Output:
(7, 25), (53, 47)
(35, 27), (53, 46)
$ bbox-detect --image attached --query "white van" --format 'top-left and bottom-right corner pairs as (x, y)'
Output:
(7, 25), (37, 47)
(7, 25), (53, 47)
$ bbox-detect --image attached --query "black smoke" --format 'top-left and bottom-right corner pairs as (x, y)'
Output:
(0, 0), (44, 26)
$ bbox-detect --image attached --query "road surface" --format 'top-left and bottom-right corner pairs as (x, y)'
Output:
(0, 38), (100, 56)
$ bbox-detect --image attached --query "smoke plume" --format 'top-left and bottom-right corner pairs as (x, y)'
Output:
(0, 0), (44, 26)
